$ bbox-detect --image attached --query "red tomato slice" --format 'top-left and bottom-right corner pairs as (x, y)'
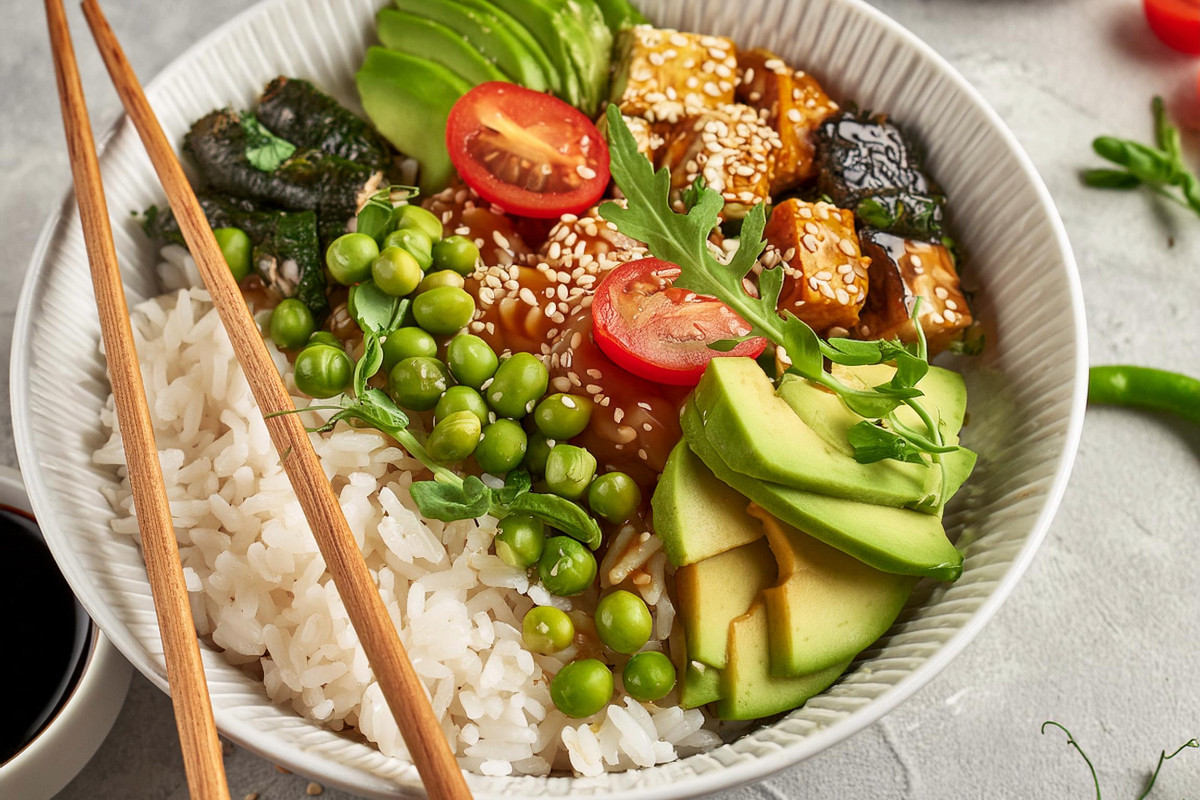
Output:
(1143, 0), (1200, 54)
(591, 258), (768, 386)
(445, 82), (611, 219)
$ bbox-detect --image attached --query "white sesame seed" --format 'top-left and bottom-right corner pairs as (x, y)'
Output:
(576, 164), (597, 181)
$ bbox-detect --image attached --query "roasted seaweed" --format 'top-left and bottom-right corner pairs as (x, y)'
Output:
(183, 109), (383, 243)
(815, 111), (946, 240)
(142, 192), (328, 319)
(257, 76), (394, 172)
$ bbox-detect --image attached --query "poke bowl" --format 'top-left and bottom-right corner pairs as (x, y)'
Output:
(12, 0), (1085, 797)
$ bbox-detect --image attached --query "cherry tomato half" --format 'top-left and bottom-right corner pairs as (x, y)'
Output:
(1143, 0), (1200, 55)
(591, 258), (768, 386)
(445, 82), (611, 219)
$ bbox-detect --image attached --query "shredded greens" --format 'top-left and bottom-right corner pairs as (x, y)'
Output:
(240, 112), (296, 172)
(597, 105), (959, 468)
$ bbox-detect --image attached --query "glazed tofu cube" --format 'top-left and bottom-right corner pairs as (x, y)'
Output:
(610, 26), (738, 123)
(658, 104), (780, 218)
(855, 230), (972, 354)
(600, 113), (665, 162)
(761, 199), (869, 334)
(736, 48), (838, 193)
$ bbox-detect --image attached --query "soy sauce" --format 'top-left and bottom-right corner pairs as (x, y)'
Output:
(0, 505), (91, 764)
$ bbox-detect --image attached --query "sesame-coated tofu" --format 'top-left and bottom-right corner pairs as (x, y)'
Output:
(658, 104), (781, 218)
(736, 48), (839, 193)
(855, 230), (972, 354)
(600, 113), (665, 162)
(610, 26), (738, 123)
(761, 199), (869, 334)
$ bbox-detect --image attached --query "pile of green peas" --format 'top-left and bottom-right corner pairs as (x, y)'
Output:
(523, 587), (677, 717)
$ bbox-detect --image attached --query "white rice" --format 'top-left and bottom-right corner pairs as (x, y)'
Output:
(94, 273), (720, 776)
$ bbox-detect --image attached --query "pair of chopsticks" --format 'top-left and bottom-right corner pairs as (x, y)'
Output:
(45, 2), (473, 799)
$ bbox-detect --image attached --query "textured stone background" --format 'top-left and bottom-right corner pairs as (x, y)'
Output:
(3, 0), (1198, 797)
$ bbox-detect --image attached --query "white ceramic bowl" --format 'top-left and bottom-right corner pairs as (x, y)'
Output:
(12, 0), (1086, 796)
(0, 467), (132, 800)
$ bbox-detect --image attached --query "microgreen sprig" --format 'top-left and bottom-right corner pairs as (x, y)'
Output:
(597, 106), (957, 470)
(1083, 97), (1200, 218)
(1041, 720), (1198, 799)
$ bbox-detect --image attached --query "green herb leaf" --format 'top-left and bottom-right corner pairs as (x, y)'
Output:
(356, 185), (420, 244)
(1082, 169), (1141, 190)
(410, 475), (492, 521)
(494, 469), (532, 506)
(708, 337), (753, 352)
(948, 328), (986, 356)
(349, 280), (401, 335)
(355, 332), (384, 397)
(241, 112), (296, 172)
(507, 491), (603, 549)
(847, 422), (928, 464)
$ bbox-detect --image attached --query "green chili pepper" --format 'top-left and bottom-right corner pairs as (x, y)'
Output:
(1088, 366), (1200, 425)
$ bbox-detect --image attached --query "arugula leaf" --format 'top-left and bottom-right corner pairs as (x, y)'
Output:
(410, 475), (492, 521)
(240, 112), (295, 172)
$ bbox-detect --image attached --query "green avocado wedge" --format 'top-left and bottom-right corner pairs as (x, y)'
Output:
(594, 0), (647, 32)
(450, 0), (563, 95)
(692, 358), (944, 512)
(676, 537), (776, 669)
(717, 602), (851, 721)
(752, 505), (917, 677)
(678, 409), (964, 582)
(376, 10), (509, 86)
(356, 47), (470, 195)
(670, 627), (723, 709)
(563, 0), (613, 114)
(393, 0), (552, 92)
(652, 438), (764, 567)
(484, 0), (592, 112)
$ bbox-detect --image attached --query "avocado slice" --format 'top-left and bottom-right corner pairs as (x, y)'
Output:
(691, 357), (943, 512)
(392, 0), (551, 92)
(562, 0), (613, 114)
(676, 537), (776, 669)
(450, 0), (564, 95)
(652, 440), (764, 567)
(356, 47), (470, 195)
(593, 0), (647, 32)
(669, 625), (723, 709)
(376, 10), (509, 86)
(678, 411), (963, 581)
(750, 505), (917, 677)
(718, 601), (851, 721)
(484, 0), (593, 112)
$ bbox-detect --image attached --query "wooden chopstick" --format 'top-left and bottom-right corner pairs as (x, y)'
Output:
(44, 1), (231, 798)
(78, 2), (474, 798)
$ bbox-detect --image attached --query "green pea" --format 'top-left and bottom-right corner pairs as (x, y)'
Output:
(382, 327), (438, 373)
(326, 232), (380, 285)
(595, 590), (652, 654)
(522, 605), (574, 654)
(622, 651), (676, 702)
(495, 514), (546, 569)
(372, 246), (423, 297)
(213, 227), (252, 281)
(383, 227), (434, 270)
(306, 331), (343, 350)
(446, 334), (499, 389)
(435, 385), (490, 427)
(523, 431), (555, 475)
(486, 352), (549, 419)
(475, 419), (528, 475)
(293, 345), (353, 399)
(392, 204), (443, 242)
(534, 393), (593, 440)
(544, 444), (597, 500)
(537, 536), (597, 597)
(432, 234), (481, 276)
(416, 269), (466, 294)
(412, 286), (476, 337)
(587, 472), (642, 524)
(551, 659), (613, 718)
(388, 356), (450, 412)
(268, 298), (315, 351)
(426, 410), (482, 463)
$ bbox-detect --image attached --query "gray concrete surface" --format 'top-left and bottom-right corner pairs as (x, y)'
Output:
(3, 0), (1199, 798)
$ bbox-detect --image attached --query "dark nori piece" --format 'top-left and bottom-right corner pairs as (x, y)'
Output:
(256, 76), (393, 172)
(183, 109), (382, 242)
(815, 111), (946, 240)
